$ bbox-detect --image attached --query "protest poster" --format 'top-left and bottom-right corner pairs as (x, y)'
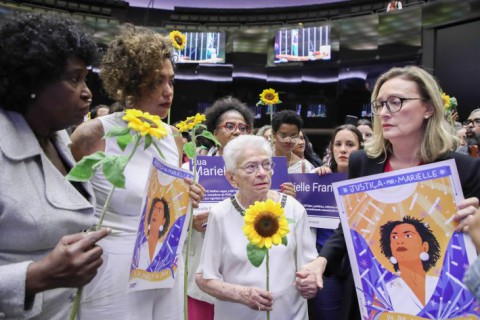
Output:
(289, 172), (347, 229)
(332, 159), (479, 319)
(192, 155), (288, 215)
(129, 157), (193, 291)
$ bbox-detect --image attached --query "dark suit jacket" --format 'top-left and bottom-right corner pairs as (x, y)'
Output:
(319, 150), (480, 320)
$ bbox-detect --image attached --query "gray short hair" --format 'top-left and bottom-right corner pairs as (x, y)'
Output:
(223, 135), (272, 172)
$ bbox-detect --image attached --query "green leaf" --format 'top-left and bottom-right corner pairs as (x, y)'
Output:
(286, 218), (295, 224)
(104, 126), (130, 138)
(66, 152), (106, 182)
(201, 131), (221, 146)
(102, 155), (129, 188)
(196, 124), (207, 130)
(183, 141), (196, 159)
(246, 243), (267, 267)
(144, 134), (153, 150)
(256, 101), (265, 106)
(281, 236), (288, 246)
(116, 133), (133, 151)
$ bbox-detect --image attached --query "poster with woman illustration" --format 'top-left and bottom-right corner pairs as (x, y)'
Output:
(129, 157), (193, 292)
(332, 159), (479, 319)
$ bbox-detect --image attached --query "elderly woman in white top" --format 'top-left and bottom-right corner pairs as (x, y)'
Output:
(196, 135), (318, 320)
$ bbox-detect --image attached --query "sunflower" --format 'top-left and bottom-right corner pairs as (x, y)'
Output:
(441, 92), (451, 110)
(123, 109), (168, 139)
(169, 30), (186, 50)
(243, 199), (289, 249)
(258, 88), (281, 106)
(175, 113), (206, 133)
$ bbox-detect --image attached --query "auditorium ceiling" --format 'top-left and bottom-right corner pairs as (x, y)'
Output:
(126, 0), (348, 10)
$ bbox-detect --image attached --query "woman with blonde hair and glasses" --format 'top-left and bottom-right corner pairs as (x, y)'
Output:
(304, 66), (480, 319)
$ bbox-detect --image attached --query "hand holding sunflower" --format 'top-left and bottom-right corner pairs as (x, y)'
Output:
(441, 91), (458, 124)
(242, 199), (289, 319)
(66, 108), (169, 319)
(175, 113), (220, 320)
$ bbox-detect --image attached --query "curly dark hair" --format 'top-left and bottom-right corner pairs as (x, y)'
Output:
(379, 216), (441, 272)
(271, 110), (303, 133)
(147, 197), (171, 240)
(204, 96), (254, 133)
(329, 124), (363, 173)
(0, 12), (98, 113)
(100, 25), (174, 106)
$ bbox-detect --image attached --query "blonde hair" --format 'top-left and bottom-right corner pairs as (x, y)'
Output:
(366, 66), (457, 162)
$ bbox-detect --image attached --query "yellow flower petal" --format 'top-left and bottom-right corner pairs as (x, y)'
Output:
(123, 109), (168, 140)
(243, 199), (289, 250)
(169, 30), (186, 50)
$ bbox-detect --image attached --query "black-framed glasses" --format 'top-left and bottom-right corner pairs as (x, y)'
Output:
(217, 122), (251, 133)
(371, 96), (426, 116)
(237, 160), (275, 174)
(464, 118), (480, 127)
(276, 133), (300, 143)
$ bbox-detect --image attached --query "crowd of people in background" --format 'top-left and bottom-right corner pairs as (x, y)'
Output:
(1, 11), (480, 320)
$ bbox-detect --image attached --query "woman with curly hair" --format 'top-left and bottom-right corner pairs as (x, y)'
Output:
(71, 25), (205, 319)
(0, 12), (111, 319)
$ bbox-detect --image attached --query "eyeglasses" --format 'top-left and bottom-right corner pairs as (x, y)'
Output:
(464, 118), (480, 127)
(217, 122), (251, 133)
(276, 133), (300, 143)
(371, 96), (426, 116)
(237, 160), (275, 174)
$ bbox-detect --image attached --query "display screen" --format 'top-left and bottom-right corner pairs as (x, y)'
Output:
(176, 31), (226, 64)
(274, 25), (331, 64)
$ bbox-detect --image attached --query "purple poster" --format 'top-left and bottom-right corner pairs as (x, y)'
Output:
(289, 173), (347, 229)
(193, 156), (288, 214)
(332, 159), (479, 319)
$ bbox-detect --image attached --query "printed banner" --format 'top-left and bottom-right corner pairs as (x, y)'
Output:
(332, 159), (479, 319)
(129, 157), (193, 291)
(193, 155), (288, 214)
(289, 173), (347, 229)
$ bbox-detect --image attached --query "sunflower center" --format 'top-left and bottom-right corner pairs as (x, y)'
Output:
(139, 116), (158, 128)
(265, 93), (274, 101)
(174, 36), (183, 44)
(253, 211), (279, 237)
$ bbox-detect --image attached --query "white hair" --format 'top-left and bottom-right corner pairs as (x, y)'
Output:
(222, 135), (272, 172)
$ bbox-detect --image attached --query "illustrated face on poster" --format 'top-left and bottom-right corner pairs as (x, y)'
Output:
(129, 157), (193, 292)
(333, 161), (479, 319)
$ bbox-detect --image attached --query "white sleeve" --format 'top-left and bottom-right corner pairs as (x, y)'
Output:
(196, 207), (224, 281)
(293, 202), (318, 268)
(0, 261), (43, 319)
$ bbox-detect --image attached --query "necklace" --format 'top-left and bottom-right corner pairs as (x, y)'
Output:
(230, 194), (245, 216)
(230, 193), (287, 217)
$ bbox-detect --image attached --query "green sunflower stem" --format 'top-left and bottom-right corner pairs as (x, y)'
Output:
(184, 131), (199, 320)
(69, 136), (142, 320)
(152, 140), (165, 160)
(269, 104), (274, 147)
(266, 250), (270, 320)
(69, 287), (82, 320)
(167, 109), (171, 125)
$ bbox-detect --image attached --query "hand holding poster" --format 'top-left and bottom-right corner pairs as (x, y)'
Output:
(129, 157), (193, 292)
(332, 160), (479, 319)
